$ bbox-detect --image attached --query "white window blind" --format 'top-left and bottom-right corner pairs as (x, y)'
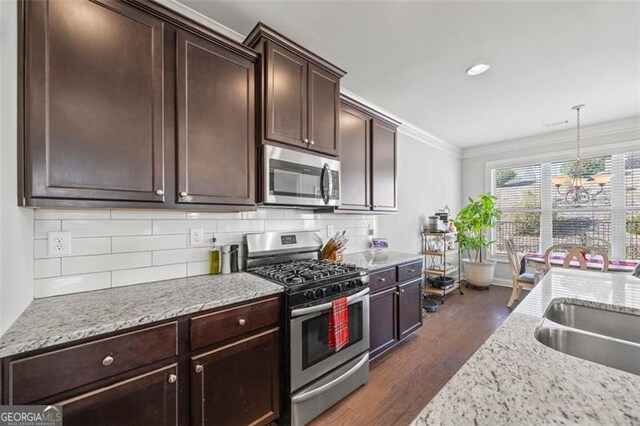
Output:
(493, 164), (542, 254)
(490, 150), (640, 260)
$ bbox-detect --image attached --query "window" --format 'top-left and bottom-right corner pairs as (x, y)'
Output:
(491, 150), (640, 260)
(626, 151), (640, 259)
(493, 164), (541, 254)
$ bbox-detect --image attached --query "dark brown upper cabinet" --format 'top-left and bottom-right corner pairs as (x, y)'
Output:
(176, 29), (255, 206)
(244, 23), (345, 157)
(19, 0), (258, 210)
(338, 104), (371, 210)
(337, 95), (399, 213)
(23, 0), (166, 204)
(371, 119), (398, 211)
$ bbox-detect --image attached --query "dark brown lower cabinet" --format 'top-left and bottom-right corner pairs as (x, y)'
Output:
(56, 365), (178, 426)
(191, 328), (280, 426)
(369, 263), (423, 361)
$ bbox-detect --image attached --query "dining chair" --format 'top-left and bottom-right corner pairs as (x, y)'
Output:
(582, 236), (611, 256)
(543, 244), (610, 272)
(505, 238), (535, 308)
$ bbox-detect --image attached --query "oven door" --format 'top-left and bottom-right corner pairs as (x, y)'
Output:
(264, 145), (340, 207)
(289, 288), (369, 392)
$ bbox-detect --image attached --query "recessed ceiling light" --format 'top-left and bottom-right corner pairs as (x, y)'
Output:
(465, 63), (491, 76)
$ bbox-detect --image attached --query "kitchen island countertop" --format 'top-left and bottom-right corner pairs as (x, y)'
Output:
(342, 250), (422, 271)
(411, 268), (640, 425)
(0, 273), (283, 358)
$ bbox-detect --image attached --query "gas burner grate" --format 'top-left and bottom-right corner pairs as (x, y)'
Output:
(251, 259), (362, 286)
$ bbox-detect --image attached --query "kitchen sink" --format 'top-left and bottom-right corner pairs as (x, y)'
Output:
(543, 301), (640, 344)
(534, 322), (640, 376)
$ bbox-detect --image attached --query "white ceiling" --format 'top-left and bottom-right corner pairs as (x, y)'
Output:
(178, 0), (640, 148)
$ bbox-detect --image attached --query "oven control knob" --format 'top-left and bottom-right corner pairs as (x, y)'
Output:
(304, 291), (316, 300)
(315, 288), (327, 298)
(346, 280), (356, 289)
(354, 279), (363, 287)
(332, 284), (342, 293)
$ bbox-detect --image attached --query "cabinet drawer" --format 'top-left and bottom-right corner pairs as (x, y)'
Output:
(370, 267), (397, 293)
(397, 260), (422, 282)
(190, 297), (279, 351)
(9, 322), (177, 404)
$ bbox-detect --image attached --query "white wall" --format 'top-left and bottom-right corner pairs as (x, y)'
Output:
(0, 0), (34, 334)
(378, 131), (461, 254)
(461, 117), (640, 284)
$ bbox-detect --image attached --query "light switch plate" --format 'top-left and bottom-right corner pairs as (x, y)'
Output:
(48, 231), (71, 255)
(190, 228), (204, 247)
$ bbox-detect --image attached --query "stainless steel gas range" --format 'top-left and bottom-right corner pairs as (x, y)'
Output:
(245, 230), (370, 426)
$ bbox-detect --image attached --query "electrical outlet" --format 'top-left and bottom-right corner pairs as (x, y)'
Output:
(190, 228), (204, 247)
(327, 225), (334, 237)
(48, 231), (71, 255)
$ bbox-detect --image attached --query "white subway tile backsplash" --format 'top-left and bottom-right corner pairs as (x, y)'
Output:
(34, 237), (111, 259)
(32, 208), (376, 298)
(35, 210), (111, 220)
(153, 247), (210, 266)
(34, 258), (61, 279)
(35, 272), (111, 298)
(62, 252), (152, 275)
(34, 220), (61, 239)
(63, 220), (152, 237)
(112, 235), (187, 253)
(111, 210), (187, 220)
(112, 264), (187, 287)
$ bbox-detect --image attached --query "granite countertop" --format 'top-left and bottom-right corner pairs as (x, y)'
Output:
(342, 250), (422, 271)
(411, 268), (640, 425)
(0, 273), (283, 358)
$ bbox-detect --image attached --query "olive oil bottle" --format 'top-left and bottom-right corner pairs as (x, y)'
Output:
(209, 235), (220, 275)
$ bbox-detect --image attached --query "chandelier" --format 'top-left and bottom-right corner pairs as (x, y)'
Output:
(551, 104), (612, 205)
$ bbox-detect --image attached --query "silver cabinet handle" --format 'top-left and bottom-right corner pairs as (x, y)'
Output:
(155, 189), (164, 196)
(238, 318), (246, 326)
(102, 355), (114, 366)
(195, 364), (203, 373)
(179, 191), (187, 197)
(310, 140), (315, 145)
(303, 138), (309, 144)
(408, 269), (415, 273)
(378, 277), (386, 282)
(168, 374), (177, 384)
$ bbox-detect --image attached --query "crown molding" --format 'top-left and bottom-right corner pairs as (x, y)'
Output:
(340, 89), (462, 158)
(153, 0), (462, 158)
(462, 116), (640, 160)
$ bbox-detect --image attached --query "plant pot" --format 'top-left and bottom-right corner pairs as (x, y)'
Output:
(462, 259), (496, 288)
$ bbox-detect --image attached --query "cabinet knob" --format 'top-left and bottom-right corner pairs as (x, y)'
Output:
(168, 374), (177, 384)
(400, 289), (405, 293)
(303, 138), (309, 144)
(155, 189), (164, 196)
(102, 355), (114, 366)
(238, 318), (246, 326)
(179, 191), (188, 197)
(408, 269), (415, 273)
(195, 364), (203, 373)
(310, 140), (315, 145)
(378, 277), (386, 282)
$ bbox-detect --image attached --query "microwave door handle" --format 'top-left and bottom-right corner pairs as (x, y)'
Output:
(290, 288), (370, 318)
(291, 352), (369, 403)
(327, 166), (333, 203)
(321, 164), (330, 205)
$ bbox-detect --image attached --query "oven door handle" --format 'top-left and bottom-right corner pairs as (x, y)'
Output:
(290, 288), (370, 318)
(291, 352), (369, 404)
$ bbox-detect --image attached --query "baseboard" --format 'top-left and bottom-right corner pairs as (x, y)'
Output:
(491, 278), (513, 288)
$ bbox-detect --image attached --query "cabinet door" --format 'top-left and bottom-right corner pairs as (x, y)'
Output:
(191, 329), (280, 426)
(338, 104), (370, 210)
(371, 119), (398, 211)
(264, 41), (307, 147)
(398, 278), (423, 340)
(25, 0), (166, 203)
(56, 365), (178, 426)
(176, 30), (255, 205)
(369, 287), (398, 360)
(308, 64), (340, 156)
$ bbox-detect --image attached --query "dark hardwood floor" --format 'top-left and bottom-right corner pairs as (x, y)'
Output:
(310, 285), (516, 426)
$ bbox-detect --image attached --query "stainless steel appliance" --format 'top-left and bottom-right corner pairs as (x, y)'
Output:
(245, 231), (369, 426)
(263, 145), (340, 207)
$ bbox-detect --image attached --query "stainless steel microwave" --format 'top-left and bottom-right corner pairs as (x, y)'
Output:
(263, 145), (340, 207)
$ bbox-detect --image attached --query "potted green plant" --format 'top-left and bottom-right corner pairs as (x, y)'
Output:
(454, 194), (502, 288)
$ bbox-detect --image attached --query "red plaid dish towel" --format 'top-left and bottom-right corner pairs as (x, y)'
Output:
(328, 297), (349, 351)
